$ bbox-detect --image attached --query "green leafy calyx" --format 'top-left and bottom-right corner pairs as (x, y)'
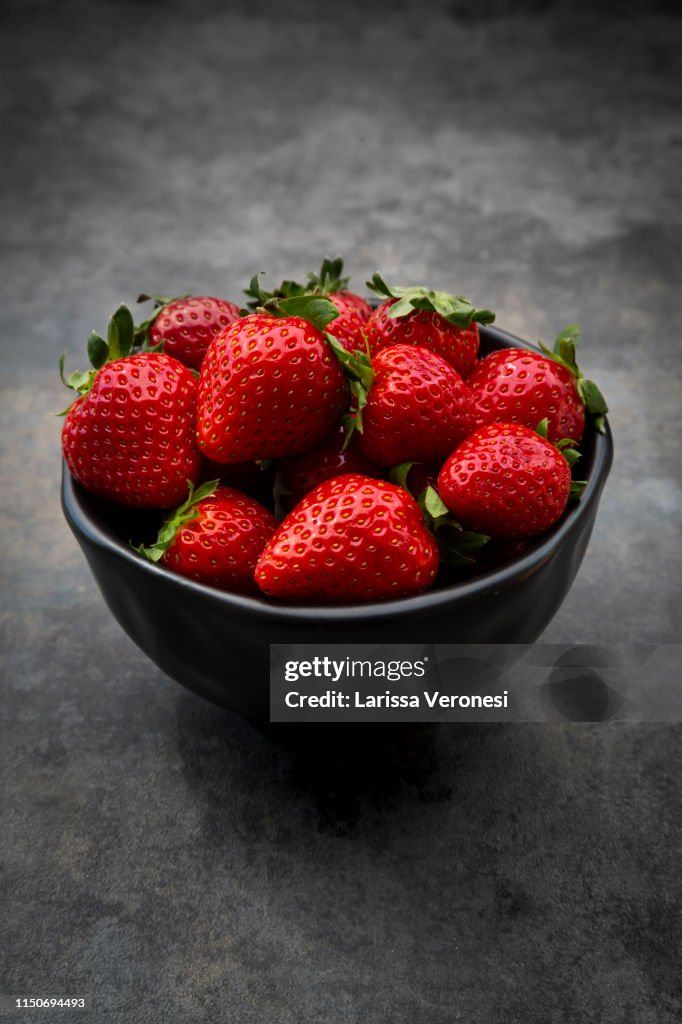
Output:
(388, 461), (418, 491)
(325, 334), (375, 443)
(135, 479), (220, 562)
(555, 437), (581, 469)
(536, 419), (581, 469)
(243, 257), (350, 310)
(538, 323), (608, 433)
(59, 304), (137, 412)
(366, 272), (496, 329)
(569, 480), (588, 500)
(245, 273), (340, 333)
(305, 256), (350, 295)
(535, 417), (549, 439)
(417, 485), (489, 567)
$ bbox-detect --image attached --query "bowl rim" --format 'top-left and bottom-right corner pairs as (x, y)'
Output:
(61, 323), (613, 623)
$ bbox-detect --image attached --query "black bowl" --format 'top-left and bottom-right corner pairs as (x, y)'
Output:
(61, 324), (613, 718)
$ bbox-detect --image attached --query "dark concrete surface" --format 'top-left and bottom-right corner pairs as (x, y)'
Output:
(1, 1), (681, 1021)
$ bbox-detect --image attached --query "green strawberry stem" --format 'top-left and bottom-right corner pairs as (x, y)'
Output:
(535, 418), (581, 469)
(366, 272), (496, 329)
(58, 354), (96, 401)
(243, 270), (309, 309)
(135, 479), (220, 562)
(325, 334), (375, 444)
(249, 284), (341, 334)
(569, 480), (588, 500)
(243, 272), (274, 309)
(389, 477), (489, 567)
(535, 419), (586, 502)
(388, 461), (418, 491)
(269, 295), (340, 331)
(555, 438), (581, 469)
(243, 258), (351, 310)
(305, 256), (350, 295)
(538, 324), (608, 433)
(58, 304), (137, 412)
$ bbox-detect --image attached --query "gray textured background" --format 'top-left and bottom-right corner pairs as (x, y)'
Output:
(1, 1), (681, 1021)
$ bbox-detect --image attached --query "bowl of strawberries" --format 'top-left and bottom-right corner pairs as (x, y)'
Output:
(61, 259), (612, 717)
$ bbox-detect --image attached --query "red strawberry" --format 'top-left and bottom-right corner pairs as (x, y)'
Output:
(468, 325), (608, 442)
(329, 290), (372, 320)
(276, 424), (379, 512)
(324, 290), (372, 353)
(137, 480), (277, 593)
(365, 300), (479, 378)
(469, 348), (583, 442)
(196, 300), (347, 463)
(364, 273), (495, 378)
(60, 306), (201, 509)
(437, 423), (572, 540)
(256, 474), (439, 603)
(356, 344), (476, 467)
(137, 294), (242, 370)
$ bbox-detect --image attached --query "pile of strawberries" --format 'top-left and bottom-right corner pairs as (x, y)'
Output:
(60, 259), (607, 604)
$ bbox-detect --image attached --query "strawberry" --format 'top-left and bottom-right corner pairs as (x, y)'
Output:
(135, 294), (242, 370)
(243, 258), (372, 353)
(437, 423), (574, 540)
(256, 474), (439, 603)
(364, 273), (495, 378)
(137, 480), (277, 593)
(323, 290), (372, 353)
(353, 344), (476, 467)
(196, 297), (347, 463)
(467, 324), (608, 442)
(60, 306), (201, 509)
(275, 424), (379, 513)
(328, 289), (372, 320)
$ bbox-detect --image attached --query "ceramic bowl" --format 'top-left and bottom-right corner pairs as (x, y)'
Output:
(61, 324), (613, 718)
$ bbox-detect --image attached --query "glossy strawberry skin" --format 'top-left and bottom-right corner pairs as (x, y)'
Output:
(468, 348), (585, 443)
(325, 291), (373, 353)
(365, 299), (480, 378)
(438, 423), (571, 540)
(359, 345), (476, 467)
(256, 474), (439, 603)
(277, 425), (379, 512)
(330, 291), (373, 319)
(149, 296), (241, 370)
(197, 313), (347, 463)
(162, 486), (277, 594)
(62, 353), (202, 509)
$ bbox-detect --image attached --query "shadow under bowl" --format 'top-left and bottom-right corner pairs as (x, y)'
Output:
(61, 324), (613, 718)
